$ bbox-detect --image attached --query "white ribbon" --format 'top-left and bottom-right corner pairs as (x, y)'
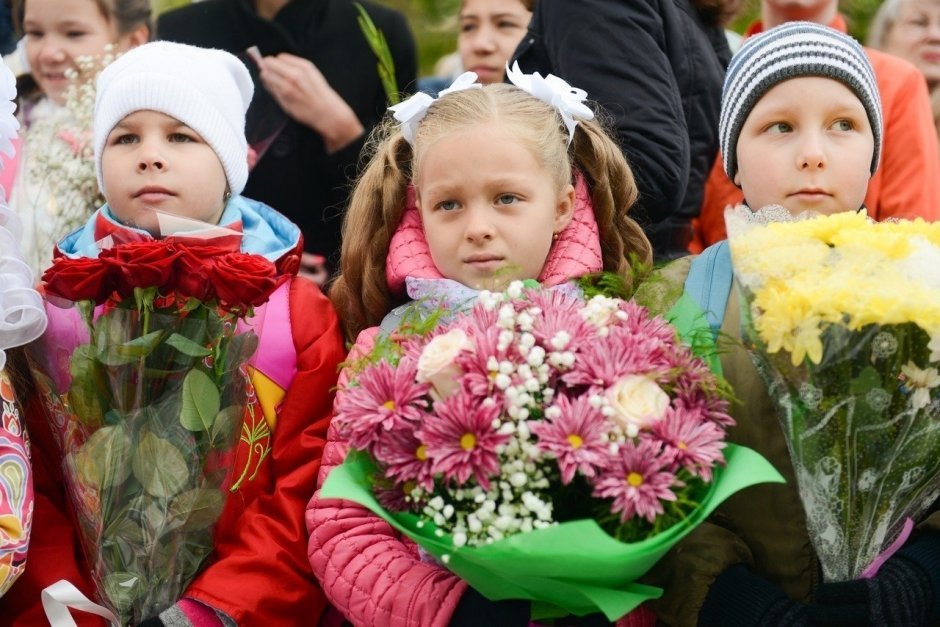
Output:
(505, 61), (594, 144)
(42, 580), (121, 627)
(0, 199), (46, 370)
(0, 60), (19, 160)
(389, 71), (482, 145)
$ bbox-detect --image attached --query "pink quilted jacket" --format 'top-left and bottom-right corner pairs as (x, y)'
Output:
(306, 175), (653, 626)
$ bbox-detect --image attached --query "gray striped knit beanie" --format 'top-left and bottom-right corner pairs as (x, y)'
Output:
(719, 21), (882, 183)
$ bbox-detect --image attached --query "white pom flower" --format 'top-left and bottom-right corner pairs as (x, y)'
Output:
(506, 281), (524, 299)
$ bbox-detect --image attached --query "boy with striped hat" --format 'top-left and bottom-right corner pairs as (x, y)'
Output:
(719, 20), (883, 217)
(644, 22), (940, 627)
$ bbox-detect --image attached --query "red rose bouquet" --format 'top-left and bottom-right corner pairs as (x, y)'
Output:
(322, 281), (783, 620)
(30, 237), (287, 624)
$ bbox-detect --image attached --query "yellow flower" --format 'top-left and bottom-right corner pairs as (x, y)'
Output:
(731, 213), (940, 355)
(790, 317), (824, 365)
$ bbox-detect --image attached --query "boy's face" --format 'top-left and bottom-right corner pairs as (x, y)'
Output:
(101, 110), (229, 236)
(734, 76), (874, 216)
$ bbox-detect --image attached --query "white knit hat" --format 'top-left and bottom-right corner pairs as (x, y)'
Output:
(94, 41), (254, 195)
(719, 21), (883, 183)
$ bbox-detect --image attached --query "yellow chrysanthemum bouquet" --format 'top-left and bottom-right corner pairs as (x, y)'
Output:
(726, 206), (940, 582)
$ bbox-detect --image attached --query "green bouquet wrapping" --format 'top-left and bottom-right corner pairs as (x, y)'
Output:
(322, 281), (783, 620)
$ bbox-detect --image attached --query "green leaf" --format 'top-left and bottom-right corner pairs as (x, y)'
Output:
(210, 405), (243, 447)
(222, 332), (259, 373)
(102, 503), (145, 548)
(166, 332), (212, 357)
(168, 488), (226, 531)
(355, 2), (399, 105)
(97, 330), (165, 365)
(68, 344), (108, 427)
(133, 286), (158, 312)
(132, 432), (190, 498)
(180, 369), (221, 432)
(117, 330), (164, 357)
(181, 297), (203, 313)
(140, 498), (175, 535)
(103, 571), (145, 613)
(72, 424), (132, 489)
(850, 366), (882, 395)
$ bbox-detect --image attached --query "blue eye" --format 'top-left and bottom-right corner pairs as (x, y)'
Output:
(832, 119), (854, 131)
(438, 200), (460, 211)
(497, 194), (518, 205)
(767, 122), (792, 134)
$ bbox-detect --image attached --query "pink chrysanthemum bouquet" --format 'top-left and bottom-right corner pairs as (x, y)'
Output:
(323, 281), (782, 620)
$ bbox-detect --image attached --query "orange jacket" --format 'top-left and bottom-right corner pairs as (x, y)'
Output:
(691, 16), (940, 252)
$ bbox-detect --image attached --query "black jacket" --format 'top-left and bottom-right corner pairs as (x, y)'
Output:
(512, 0), (730, 259)
(157, 0), (417, 264)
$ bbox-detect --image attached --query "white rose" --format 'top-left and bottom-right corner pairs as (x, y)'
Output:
(416, 329), (472, 401)
(606, 375), (670, 431)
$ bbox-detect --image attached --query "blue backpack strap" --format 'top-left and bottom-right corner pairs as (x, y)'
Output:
(684, 241), (733, 338)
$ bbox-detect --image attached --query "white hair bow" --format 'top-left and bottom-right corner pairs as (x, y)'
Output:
(389, 71), (482, 145)
(505, 61), (594, 144)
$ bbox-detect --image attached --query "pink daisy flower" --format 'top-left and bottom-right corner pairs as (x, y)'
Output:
(673, 389), (734, 428)
(614, 301), (679, 346)
(526, 288), (584, 315)
(592, 439), (679, 523)
(671, 353), (735, 428)
(648, 407), (727, 481)
(372, 427), (436, 491)
(456, 325), (513, 398)
(463, 302), (502, 333)
(531, 394), (611, 484)
(334, 359), (429, 451)
(375, 482), (415, 512)
(562, 326), (670, 389)
(530, 302), (596, 357)
(417, 393), (508, 490)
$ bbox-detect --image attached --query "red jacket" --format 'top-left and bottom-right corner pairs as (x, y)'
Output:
(1, 276), (346, 626)
(691, 16), (940, 252)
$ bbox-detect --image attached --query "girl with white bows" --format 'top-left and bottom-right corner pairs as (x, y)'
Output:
(306, 66), (653, 626)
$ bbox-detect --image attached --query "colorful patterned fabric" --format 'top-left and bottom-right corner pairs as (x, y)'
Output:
(0, 369), (31, 597)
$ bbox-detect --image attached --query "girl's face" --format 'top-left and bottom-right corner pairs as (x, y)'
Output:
(734, 77), (873, 216)
(23, 0), (144, 105)
(458, 0), (531, 85)
(885, 0), (940, 86)
(415, 122), (574, 290)
(101, 110), (229, 236)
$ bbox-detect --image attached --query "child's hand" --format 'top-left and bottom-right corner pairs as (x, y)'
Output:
(255, 53), (364, 153)
(808, 533), (940, 627)
(699, 564), (809, 626)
